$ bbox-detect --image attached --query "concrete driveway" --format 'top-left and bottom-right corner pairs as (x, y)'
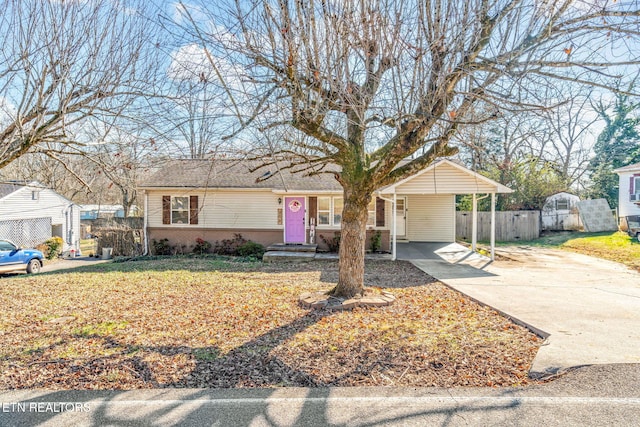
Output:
(400, 243), (640, 378)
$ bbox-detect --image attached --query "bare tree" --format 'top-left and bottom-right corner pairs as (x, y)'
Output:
(540, 91), (600, 189)
(0, 0), (160, 169)
(148, 43), (237, 159)
(177, 0), (640, 298)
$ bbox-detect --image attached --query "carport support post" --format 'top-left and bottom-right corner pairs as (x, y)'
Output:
(491, 192), (496, 261)
(392, 193), (397, 261)
(472, 193), (477, 252)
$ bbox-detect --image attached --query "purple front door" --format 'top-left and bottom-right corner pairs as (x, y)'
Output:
(284, 197), (306, 243)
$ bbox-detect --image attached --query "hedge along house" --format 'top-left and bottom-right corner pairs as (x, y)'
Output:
(138, 159), (512, 260)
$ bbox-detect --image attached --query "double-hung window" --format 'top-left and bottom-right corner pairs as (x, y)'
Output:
(333, 197), (343, 226)
(162, 195), (199, 225)
(171, 197), (190, 224)
(366, 199), (376, 226)
(315, 196), (378, 227)
(317, 196), (343, 227)
(318, 197), (331, 225)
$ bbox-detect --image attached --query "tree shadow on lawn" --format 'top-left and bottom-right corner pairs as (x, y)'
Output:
(36, 257), (437, 290)
(1, 308), (527, 426)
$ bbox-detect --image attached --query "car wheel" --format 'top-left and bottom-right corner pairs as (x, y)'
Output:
(26, 259), (42, 274)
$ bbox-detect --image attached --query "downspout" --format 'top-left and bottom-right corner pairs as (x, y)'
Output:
(376, 192), (396, 260)
(143, 191), (149, 255)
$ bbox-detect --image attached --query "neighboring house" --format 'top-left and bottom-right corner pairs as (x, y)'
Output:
(138, 158), (512, 260)
(541, 192), (582, 231)
(614, 162), (640, 229)
(80, 204), (140, 220)
(0, 181), (80, 253)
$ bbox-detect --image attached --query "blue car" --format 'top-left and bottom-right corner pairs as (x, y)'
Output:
(0, 240), (44, 275)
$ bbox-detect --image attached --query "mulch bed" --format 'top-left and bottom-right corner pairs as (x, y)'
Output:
(0, 258), (541, 389)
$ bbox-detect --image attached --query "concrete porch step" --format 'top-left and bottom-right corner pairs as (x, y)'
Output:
(265, 243), (318, 253)
(262, 251), (317, 263)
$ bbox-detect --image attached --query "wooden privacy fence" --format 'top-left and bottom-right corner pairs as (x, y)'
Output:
(456, 211), (540, 242)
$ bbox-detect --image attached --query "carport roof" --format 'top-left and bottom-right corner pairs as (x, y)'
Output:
(378, 159), (512, 194)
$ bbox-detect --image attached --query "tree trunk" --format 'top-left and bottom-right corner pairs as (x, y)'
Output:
(330, 188), (370, 298)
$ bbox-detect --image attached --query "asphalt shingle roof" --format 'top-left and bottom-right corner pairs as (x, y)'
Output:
(0, 183), (25, 199)
(614, 162), (640, 173)
(138, 159), (343, 191)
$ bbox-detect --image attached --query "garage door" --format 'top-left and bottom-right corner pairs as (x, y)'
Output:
(405, 194), (455, 242)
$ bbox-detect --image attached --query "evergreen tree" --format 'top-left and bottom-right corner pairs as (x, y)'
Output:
(588, 94), (640, 208)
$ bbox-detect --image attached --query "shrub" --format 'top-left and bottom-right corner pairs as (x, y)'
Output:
(151, 238), (171, 255)
(43, 236), (64, 260)
(193, 238), (212, 255)
(370, 230), (382, 253)
(320, 232), (341, 252)
(212, 233), (247, 255)
(237, 241), (266, 258)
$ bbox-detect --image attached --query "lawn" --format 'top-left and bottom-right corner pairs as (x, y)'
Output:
(0, 258), (541, 389)
(500, 231), (640, 272)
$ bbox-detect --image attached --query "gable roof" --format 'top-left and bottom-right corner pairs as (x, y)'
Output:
(138, 159), (342, 192)
(0, 183), (25, 199)
(378, 159), (513, 194)
(139, 158), (512, 194)
(0, 181), (76, 205)
(0, 181), (49, 201)
(613, 163), (640, 174)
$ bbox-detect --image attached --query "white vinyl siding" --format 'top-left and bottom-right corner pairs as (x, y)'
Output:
(394, 162), (497, 194)
(0, 185), (80, 251)
(618, 171), (640, 218)
(148, 190), (280, 228)
(405, 194), (455, 242)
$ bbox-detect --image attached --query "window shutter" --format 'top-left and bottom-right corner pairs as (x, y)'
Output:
(376, 197), (385, 227)
(308, 197), (317, 225)
(162, 196), (171, 224)
(189, 195), (199, 225)
(631, 176), (635, 194)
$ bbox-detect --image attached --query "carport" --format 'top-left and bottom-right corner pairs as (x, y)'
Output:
(376, 160), (512, 261)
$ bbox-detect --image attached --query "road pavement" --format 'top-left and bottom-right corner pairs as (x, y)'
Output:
(0, 364), (639, 426)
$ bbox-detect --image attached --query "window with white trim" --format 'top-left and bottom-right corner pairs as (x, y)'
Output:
(171, 196), (190, 224)
(367, 199), (376, 226)
(333, 197), (343, 226)
(318, 197), (331, 225)
(315, 197), (378, 227)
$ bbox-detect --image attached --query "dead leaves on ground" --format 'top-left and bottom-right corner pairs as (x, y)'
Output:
(0, 260), (540, 389)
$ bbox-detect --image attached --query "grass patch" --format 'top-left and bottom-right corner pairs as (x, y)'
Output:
(496, 231), (640, 272)
(0, 258), (541, 389)
(559, 231), (640, 271)
(73, 321), (129, 338)
(80, 239), (97, 256)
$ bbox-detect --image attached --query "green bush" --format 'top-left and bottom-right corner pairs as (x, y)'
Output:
(212, 233), (247, 255)
(237, 241), (266, 258)
(151, 238), (171, 255)
(370, 230), (382, 253)
(43, 236), (64, 260)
